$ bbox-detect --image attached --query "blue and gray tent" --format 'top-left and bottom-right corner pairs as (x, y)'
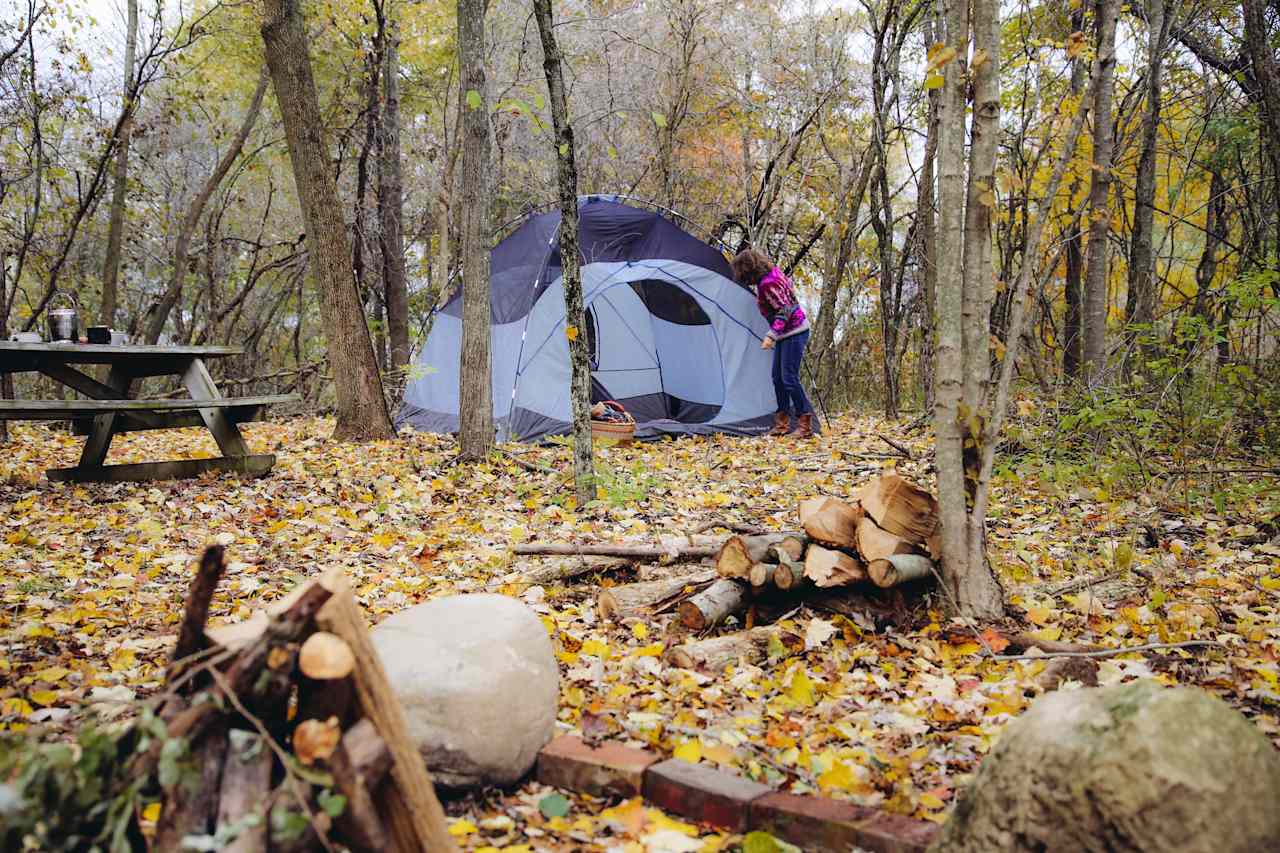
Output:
(397, 196), (784, 441)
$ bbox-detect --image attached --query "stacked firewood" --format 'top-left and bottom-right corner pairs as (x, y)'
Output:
(675, 474), (941, 630)
(145, 547), (455, 853)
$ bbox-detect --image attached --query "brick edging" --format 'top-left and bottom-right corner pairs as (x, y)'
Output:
(536, 735), (938, 853)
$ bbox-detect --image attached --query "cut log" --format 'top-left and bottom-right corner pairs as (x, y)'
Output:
(799, 497), (863, 548)
(514, 535), (723, 562)
(678, 578), (751, 631)
(665, 625), (805, 672)
(715, 533), (793, 579)
(749, 562), (776, 590)
(866, 553), (935, 587)
(856, 516), (916, 562)
(597, 570), (717, 620)
(804, 544), (866, 588)
(773, 560), (803, 591)
(854, 474), (939, 544)
(299, 631), (355, 679)
(330, 719), (391, 851)
(773, 536), (806, 562)
(217, 729), (272, 853)
(314, 570), (456, 853)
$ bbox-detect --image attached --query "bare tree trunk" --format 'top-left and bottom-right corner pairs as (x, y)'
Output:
(1062, 5), (1087, 382)
(261, 0), (393, 441)
(1123, 0), (1169, 352)
(456, 0), (494, 459)
(144, 70), (270, 345)
(1081, 0), (1121, 386)
(933, 0), (1008, 619)
(917, 3), (941, 410)
(100, 0), (137, 328)
(1242, 0), (1280, 259)
(534, 0), (594, 507)
(380, 18), (410, 374)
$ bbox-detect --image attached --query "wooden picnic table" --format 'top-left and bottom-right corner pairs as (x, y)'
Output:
(0, 342), (300, 482)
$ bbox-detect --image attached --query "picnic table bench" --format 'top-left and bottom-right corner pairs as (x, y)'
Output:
(0, 342), (300, 482)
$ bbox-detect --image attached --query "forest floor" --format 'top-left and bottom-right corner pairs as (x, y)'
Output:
(1, 413), (1278, 851)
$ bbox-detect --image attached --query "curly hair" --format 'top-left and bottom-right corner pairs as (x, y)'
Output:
(730, 247), (775, 288)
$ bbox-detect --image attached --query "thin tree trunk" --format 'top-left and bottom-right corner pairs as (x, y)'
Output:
(100, 0), (137, 328)
(1081, 0), (1121, 386)
(145, 69), (270, 345)
(456, 0), (494, 459)
(261, 0), (393, 441)
(1123, 0), (1168, 351)
(1242, 0), (1280, 258)
(380, 18), (410, 373)
(1062, 5), (1087, 381)
(932, 0), (979, 612)
(812, 147), (871, 395)
(534, 0), (595, 507)
(917, 3), (941, 410)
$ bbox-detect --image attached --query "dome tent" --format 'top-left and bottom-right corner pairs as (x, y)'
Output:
(397, 196), (785, 442)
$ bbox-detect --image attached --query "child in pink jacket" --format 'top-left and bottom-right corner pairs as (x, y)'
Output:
(730, 247), (814, 438)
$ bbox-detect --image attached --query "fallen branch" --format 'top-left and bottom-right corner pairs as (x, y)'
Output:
(665, 625), (804, 672)
(990, 639), (1224, 662)
(515, 537), (721, 562)
(876, 433), (913, 458)
(1043, 570), (1126, 597)
(169, 546), (227, 674)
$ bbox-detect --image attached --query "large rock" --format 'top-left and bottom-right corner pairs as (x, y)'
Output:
(371, 593), (559, 789)
(930, 680), (1280, 853)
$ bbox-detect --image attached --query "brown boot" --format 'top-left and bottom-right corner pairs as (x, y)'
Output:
(794, 412), (814, 438)
(770, 411), (791, 436)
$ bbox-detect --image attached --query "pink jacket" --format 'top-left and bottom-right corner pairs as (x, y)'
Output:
(756, 266), (809, 339)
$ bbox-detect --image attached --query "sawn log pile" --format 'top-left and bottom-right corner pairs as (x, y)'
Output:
(524, 473), (942, 673)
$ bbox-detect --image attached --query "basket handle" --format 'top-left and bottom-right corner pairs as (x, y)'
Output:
(48, 290), (78, 311)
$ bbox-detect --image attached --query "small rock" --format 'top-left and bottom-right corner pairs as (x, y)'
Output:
(372, 593), (559, 789)
(930, 681), (1280, 852)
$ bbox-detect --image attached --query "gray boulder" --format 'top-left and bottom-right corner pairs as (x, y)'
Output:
(930, 680), (1280, 853)
(371, 593), (559, 789)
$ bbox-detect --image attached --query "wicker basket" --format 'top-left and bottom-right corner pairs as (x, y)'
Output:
(590, 400), (635, 445)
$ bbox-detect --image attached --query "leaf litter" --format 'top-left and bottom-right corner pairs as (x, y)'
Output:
(1, 415), (1277, 850)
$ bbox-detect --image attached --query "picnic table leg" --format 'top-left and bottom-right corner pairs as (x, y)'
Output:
(77, 366), (132, 467)
(182, 358), (250, 457)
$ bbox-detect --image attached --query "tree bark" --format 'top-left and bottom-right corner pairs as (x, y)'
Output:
(100, 0), (137, 328)
(456, 0), (494, 459)
(145, 69), (269, 345)
(261, 0), (393, 441)
(1123, 0), (1169, 349)
(1081, 0), (1121, 386)
(534, 0), (594, 505)
(380, 18), (410, 374)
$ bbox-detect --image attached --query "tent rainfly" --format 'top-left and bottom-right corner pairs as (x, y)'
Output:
(397, 196), (784, 442)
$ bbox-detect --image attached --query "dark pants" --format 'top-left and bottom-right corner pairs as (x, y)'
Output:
(771, 330), (812, 416)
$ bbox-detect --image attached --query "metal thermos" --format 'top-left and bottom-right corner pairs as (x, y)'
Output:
(46, 292), (79, 342)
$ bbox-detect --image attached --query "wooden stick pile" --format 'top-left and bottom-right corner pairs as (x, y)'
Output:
(147, 546), (456, 853)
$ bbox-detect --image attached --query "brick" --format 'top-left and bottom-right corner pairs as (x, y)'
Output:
(750, 791), (938, 853)
(536, 735), (660, 799)
(642, 759), (772, 832)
